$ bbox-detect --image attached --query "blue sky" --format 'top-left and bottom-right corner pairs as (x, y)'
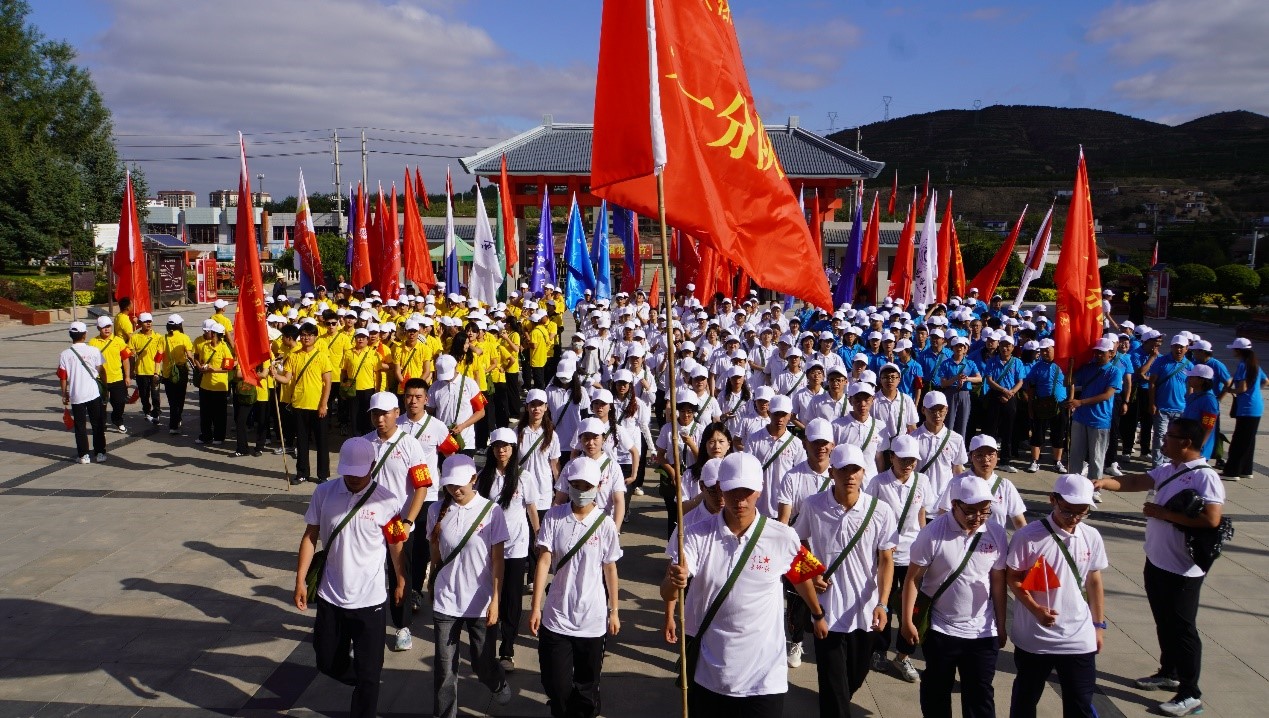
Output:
(27, 0), (1269, 197)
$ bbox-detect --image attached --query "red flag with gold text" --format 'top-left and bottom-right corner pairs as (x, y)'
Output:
(232, 135), (270, 386)
(1053, 149), (1103, 369)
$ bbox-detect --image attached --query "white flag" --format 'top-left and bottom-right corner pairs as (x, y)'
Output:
(1016, 203), (1055, 305)
(912, 191), (939, 308)
(470, 184), (500, 304)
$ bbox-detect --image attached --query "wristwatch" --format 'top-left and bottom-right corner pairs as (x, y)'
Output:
(1092, 621), (1107, 629)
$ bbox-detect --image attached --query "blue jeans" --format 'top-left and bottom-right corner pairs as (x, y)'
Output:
(433, 611), (504, 718)
(1151, 410), (1181, 465)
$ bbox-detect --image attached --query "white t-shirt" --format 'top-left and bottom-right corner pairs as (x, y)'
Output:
(671, 513), (802, 697)
(656, 421), (706, 471)
(730, 408), (768, 448)
(537, 504), (622, 637)
(810, 392), (852, 422)
(554, 453), (627, 518)
(872, 391), (918, 441)
(776, 460), (832, 521)
(1145, 459), (1226, 577)
(305, 479), (400, 609)
(487, 470), (539, 559)
(795, 491), (898, 633)
(518, 424), (562, 511)
(791, 386), (826, 421)
(909, 425), (969, 498)
(908, 512), (1008, 639)
(425, 496), (510, 619)
(1007, 515), (1108, 654)
(666, 503), (723, 555)
(427, 375), (483, 448)
(362, 429), (430, 514)
(58, 344), (104, 404)
(935, 472), (1027, 531)
(397, 413), (450, 486)
(831, 414), (884, 480)
(745, 427), (808, 519)
(869, 470), (935, 565)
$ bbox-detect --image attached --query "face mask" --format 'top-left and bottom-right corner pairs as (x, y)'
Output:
(568, 485), (598, 507)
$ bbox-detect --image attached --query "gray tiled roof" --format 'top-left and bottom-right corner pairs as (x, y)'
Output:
(461, 123), (883, 180)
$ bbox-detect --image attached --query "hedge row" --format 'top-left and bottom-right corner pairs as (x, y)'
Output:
(0, 276), (105, 309)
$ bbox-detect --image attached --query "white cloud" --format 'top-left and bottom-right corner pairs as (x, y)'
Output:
(1089, 0), (1269, 118)
(736, 16), (861, 93)
(82, 0), (595, 196)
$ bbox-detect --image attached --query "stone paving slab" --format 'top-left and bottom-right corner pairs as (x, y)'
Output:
(0, 307), (1266, 717)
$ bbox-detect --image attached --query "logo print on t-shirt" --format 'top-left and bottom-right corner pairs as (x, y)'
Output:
(749, 555), (772, 573)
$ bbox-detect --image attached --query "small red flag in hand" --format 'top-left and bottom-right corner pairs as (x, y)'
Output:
(127, 388), (140, 404)
(1018, 556), (1062, 592)
(62, 409), (74, 430)
(382, 518), (409, 545)
(785, 545), (827, 584)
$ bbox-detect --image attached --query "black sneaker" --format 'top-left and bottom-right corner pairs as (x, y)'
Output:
(251, 450), (263, 457)
(313, 476), (329, 484)
(232, 451), (249, 458)
(290, 476), (307, 486)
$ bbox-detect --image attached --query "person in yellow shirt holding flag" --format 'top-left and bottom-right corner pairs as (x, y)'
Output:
(273, 321), (333, 485)
(194, 322), (234, 446)
(272, 324), (300, 453)
(128, 312), (164, 425)
(159, 315), (194, 435)
(343, 328), (383, 434)
(89, 315), (132, 434)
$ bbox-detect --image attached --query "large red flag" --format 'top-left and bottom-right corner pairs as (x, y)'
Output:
(113, 171), (151, 314)
(859, 193), (881, 305)
(917, 170), (930, 217)
(415, 167), (430, 209)
(384, 183), (401, 298)
(498, 155), (518, 271)
(293, 170), (324, 290)
(402, 170), (436, 292)
(810, 190), (824, 265)
(591, 0), (831, 309)
(968, 205), (1027, 298)
(694, 241), (718, 303)
(620, 211), (643, 295)
(935, 192), (954, 302)
(369, 184), (388, 293)
(950, 219), (966, 299)
(887, 201), (917, 304)
(674, 232), (701, 296)
(232, 135), (270, 386)
(887, 170), (898, 217)
(350, 183), (373, 289)
(1053, 148), (1103, 369)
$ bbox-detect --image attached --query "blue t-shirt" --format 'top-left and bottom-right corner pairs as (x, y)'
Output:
(1148, 356), (1194, 413)
(836, 343), (863, 366)
(1182, 390), (1220, 458)
(896, 356), (924, 397)
(1109, 353), (1134, 397)
(983, 356), (1026, 397)
(1026, 361), (1068, 402)
(1201, 358), (1232, 395)
(1233, 362), (1266, 418)
(933, 357), (981, 393)
(917, 347), (951, 384)
(1073, 361), (1124, 429)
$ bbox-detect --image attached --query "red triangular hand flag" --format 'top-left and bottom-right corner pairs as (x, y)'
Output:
(1018, 555), (1062, 592)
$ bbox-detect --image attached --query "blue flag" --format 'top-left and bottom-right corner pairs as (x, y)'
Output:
(530, 189), (552, 295)
(564, 194), (595, 310)
(591, 199), (612, 300)
(611, 204), (636, 280)
(835, 194), (864, 307)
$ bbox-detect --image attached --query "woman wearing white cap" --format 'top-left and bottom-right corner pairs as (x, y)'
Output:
(428, 354), (485, 458)
(426, 454), (513, 716)
(194, 321), (233, 446)
(547, 368), (586, 467)
(1066, 337), (1125, 489)
(476, 427), (540, 672)
(530, 455), (622, 718)
(1223, 338), (1266, 479)
(159, 315), (194, 435)
(518, 389), (562, 513)
(610, 372), (653, 496)
(935, 435), (1027, 531)
(910, 391), (969, 499)
(88, 315), (132, 433)
(557, 418), (628, 533)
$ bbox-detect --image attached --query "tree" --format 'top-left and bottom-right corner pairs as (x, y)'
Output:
(1172, 263), (1217, 303)
(1099, 262), (1142, 289)
(0, 2), (129, 271)
(1214, 264), (1260, 306)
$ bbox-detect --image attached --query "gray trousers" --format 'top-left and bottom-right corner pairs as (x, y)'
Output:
(1069, 421), (1109, 480)
(433, 611), (505, 718)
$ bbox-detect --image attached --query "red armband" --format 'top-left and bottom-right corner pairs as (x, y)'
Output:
(57, 367), (68, 380)
(408, 463), (433, 489)
(438, 433), (461, 456)
(120, 347), (134, 360)
(785, 545), (826, 584)
(470, 392), (488, 412)
(382, 518), (409, 545)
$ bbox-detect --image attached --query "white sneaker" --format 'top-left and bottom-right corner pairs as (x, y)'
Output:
(115, 424), (128, 434)
(1026, 461), (1040, 473)
(998, 463), (1017, 473)
(787, 641), (803, 668)
(1107, 462), (1124, 477)
(1092, 491), (1103, 503)
(1055, 461), (1067, 473)
(632, 486), (645, 496)
(493, 680), (514, 705)
(500, 656), (516, 672)
(891, 657), (920, 683)
(95, 453), (107, 463)
(391, 627), (412, 651)
(78, 455), (91, 465)
(1135, 673), (1181, 691)
(1157, 696), (1203, 716)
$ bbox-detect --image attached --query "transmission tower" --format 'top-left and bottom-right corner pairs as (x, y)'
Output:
(882, 96), (892, 122)
(827, 111), (838, 133)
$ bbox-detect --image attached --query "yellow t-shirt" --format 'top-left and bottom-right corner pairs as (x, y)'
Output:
(500, 333), (521, 375)
(457, 352), (489, 391)
(528, 325), (552, 368)
(321, 332), (351, 382)
(129, 331), (163, 376)
(393, 341), (436, 390)
(160, 331), (194, 379)
(285, 346), (333, 411)
(211, 312), (234, 338)
(114, 312), (134, 342)
(373, 343), (394, 391)
(197, 341), (234, 391)
(89, 335), (129, 384)
(343, 347), (378, 391)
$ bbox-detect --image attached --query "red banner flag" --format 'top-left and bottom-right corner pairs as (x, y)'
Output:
(402, 170), (436, 293)
(810, 190), (824, 265)
(415, 166), (430, 210)
(936, 192), (955, 302)
(1053, 148), (1104, 369)
(294, 171), (324, 290)
(383, 183), (401, 298)
(887, 201), (917, 304)
(648, 267), (661, 308)
(350, 182), (373, 290)
(968, 205), (1027, 298)
(917, 170), (930, 217)
(888, 170), (898, 217)
(591, 0), (831, 309)
(1018, 555), (1062, 592)
(370, 184), (390, 294)
(113, 171), (152, 314)
(232, 135), (270, 387)
(949, 218), (967, 299)
(859, 193), (881, 305)
(1152, 240), (1159, 267)
(674, 233), (701, 296)
(499, 155), (518, 272)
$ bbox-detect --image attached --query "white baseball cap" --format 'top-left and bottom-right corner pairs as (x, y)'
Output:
(591, 388), (614, 405)
(489, 427), (517, 445)
(367, 391), (398, 413)
(562, 455), (601, 487)
(1186, 364), (1215, 380)
(213, 299), (229, 309)
(718, 452), (763, 492)
(848, 381), (875, 397)
(699, 457), (724, 488)
(768, 395), (793, 414)
(68, 321), (87, 333)
(1094, 337), (1116, 352)
(434, 354), (457, 381)
(830, 443), (867, 470)
(1170, 335), (1189, 347)
(804, 418), (834, 443)
(923, 391), (948, 408)
(887, 434), (920, 459)
(753, 386), (775, 402)
(1228, 338), (1253, 350)
(1053, 473), (1095, 505)
(440, 454), (478, 487)
(137, 312), (153, 322)
(950, 475), (995, 504)
(336, 436), (377, 477)
(968, 434), (1000, 452)
(578, 417), (607, 436)
(96, 315), (113, 328)
(525, 388), (547, 405)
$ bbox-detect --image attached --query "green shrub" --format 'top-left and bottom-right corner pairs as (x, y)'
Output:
(995, 287), (1056, 303)
(1173, 264), (1217, 303)
(1099, 262), (1142, 288)
(1214, 264), (1260, 306)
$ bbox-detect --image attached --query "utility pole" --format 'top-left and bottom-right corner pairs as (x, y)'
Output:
(361, 130), (368, 195)
(333, 130), (343, 229)
(856, 128), (861, 153)
(256, 173), (264, 204)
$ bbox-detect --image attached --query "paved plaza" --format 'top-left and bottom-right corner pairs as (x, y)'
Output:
(1, 306), (1267, 717)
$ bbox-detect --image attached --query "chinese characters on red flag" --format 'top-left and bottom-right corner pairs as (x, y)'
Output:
(1053, 149), (1103, 369)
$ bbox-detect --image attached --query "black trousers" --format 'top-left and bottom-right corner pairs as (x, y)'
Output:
(687, 681), (784, 718)
(1132, 392), (1154, 454)
(875, 564), (917, 656)
(814, 629), (875, 718)
(784, 578), (809, 645)
(529, 365), (546, 390)
(1144, 560), (1205, 699)
(137, 375), (161, 419)
(353, 389), (374, 435)
(1032, 410), (1069, 455)
(71, 399), (106, 457)
(1104, 395), (1126, 466)
(313, 597), (385, 718)
(920, 631), (998, 718)
(410, 501), (434, 594)
(986, 395), (1019, 458)
(386, 532), (413, 631)
(233, 401), (266, 454)
(294, 407), (330, 479)
(198, 388), (228, 442)
(106, 379), (127, 426)
(162, 378), (187, 431)
(1225, 415), (1259, 476)
(539, 626), (606, 718)
(1009, 648), (1097, 718)
(499, 555), (528, 658)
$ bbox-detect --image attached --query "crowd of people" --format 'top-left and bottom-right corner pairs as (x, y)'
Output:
(52, 279), (1258, 718)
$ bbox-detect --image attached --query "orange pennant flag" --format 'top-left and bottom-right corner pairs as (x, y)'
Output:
(350, 183), (373, 290)
(591, 0), (831, 309)
(1018, 555), (1062, 592)
(402, 170), (437, 293)
(785, 545), (826, 584)
(1053, 148), (1104, 369)
(936, 192), (955, 302)
(887, 200), (917, 304)
(648, 267), (660, 309)
(499, 154), (518, 271)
